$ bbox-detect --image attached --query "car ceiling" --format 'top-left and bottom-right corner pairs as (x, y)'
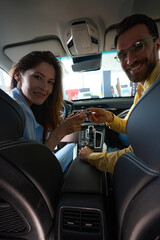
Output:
(0, 0), (160, 72)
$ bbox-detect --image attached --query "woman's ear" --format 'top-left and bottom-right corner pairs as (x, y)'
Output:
(14, 70), (22, 88)
(14, 70), (21, 82)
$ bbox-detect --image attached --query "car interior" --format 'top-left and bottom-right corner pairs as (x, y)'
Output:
(0, 0), (160, 239)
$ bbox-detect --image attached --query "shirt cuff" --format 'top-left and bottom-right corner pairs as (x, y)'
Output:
(106, 114), (119, 128)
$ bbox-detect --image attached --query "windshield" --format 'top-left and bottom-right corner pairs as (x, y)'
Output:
(0, 51), (137, 99)
(60, 51), (137, 101)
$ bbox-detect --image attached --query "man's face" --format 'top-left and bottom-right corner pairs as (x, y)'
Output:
(117, 24), (160, 83)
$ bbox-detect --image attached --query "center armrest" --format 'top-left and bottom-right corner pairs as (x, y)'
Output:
(62, 157), (107, 195)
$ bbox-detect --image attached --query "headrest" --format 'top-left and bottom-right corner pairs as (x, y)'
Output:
(127, 77), (160, 170)
(0, 89), (25, 142)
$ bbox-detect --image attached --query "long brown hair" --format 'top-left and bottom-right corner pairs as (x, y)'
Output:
(10, 51), (63, 142)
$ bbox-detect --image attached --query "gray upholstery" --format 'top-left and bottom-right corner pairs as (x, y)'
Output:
(127, 77), (160, 170)
(0, 89), (63, 240)
(113, 77), (160, 240)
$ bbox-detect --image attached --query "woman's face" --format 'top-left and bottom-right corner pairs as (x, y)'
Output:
(15, 61), (56, 106)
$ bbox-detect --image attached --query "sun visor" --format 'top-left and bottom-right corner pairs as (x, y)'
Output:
(4, 38), (66, 62)
(104, 28), (117, 52)
(65, 19), (100, 57)
(156, 21), (160, 35)
(105, 20), (160, 52)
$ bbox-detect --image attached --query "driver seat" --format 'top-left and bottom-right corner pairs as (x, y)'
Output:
(0, 89), (63, 240)
(113, 77), (160, 240)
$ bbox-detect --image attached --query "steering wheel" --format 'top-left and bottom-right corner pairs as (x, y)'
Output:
(61, 100), (74, 119)
(117, 109), (130, 119)
(60, 101), (68, 119)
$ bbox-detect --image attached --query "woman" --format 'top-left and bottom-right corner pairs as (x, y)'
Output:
(10, 51), (86, 172)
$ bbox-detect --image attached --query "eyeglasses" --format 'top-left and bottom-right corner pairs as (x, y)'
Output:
(114, 36), (157, 63)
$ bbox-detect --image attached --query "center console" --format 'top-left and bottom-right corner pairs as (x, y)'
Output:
(55, 157), (112, 240)
(78, 122), (106, 152)
(55, 121), (115, 240)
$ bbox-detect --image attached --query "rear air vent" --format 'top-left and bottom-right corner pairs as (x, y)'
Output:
(62, 208), (101, 233)
(81, 210), (101, 233)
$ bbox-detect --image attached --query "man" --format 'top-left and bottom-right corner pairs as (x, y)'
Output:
(79, 14), (160, 173)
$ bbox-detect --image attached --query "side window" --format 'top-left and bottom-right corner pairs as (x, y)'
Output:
(0, 68), (10, 93)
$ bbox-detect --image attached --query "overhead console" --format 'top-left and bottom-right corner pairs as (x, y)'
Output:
(64, 18), (100, 57)
(64, 18), (104, 72)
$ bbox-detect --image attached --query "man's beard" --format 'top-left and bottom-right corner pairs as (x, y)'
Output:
(125, 52), (157, 83)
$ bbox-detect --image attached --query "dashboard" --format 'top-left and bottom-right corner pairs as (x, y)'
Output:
(61, 97), (133, 154)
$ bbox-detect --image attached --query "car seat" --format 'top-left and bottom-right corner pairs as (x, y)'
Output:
(0, 89), (63, 240)
(113, 77), (160, 240)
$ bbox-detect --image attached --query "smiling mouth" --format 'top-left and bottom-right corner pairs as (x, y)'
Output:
(127, 62), (144, 75)
(130, 63), (142, 71)
(34, 91), (46, 98)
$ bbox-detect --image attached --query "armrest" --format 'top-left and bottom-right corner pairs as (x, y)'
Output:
(62, 157), (107, 195)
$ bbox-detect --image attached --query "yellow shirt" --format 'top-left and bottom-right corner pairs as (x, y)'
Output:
(88, 60), (160, 173)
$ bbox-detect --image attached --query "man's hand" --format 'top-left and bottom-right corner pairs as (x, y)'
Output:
(79, 146), (93, 162)
(86, 108), (113, 123)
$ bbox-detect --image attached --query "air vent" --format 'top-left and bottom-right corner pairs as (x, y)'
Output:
(81, 211), (101, 233)
(62, 208), (101, 233)
(62, 209), (80, 231)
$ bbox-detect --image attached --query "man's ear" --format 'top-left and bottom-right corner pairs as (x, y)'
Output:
(155, 37), (160, 50)
(155, 37), (160, 60)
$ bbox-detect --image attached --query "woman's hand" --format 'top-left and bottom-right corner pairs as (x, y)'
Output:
(79, 146), (93, 162)
(86, 108), (113, 123)
(60, 111), (87, 135)
(45, 111), (87, 152)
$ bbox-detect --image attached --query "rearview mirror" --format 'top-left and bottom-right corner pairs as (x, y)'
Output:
(71, 54), (102, 72)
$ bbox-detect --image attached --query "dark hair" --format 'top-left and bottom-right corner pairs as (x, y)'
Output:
(114, 14), (159, 47)
(10, 51), (63, 142)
